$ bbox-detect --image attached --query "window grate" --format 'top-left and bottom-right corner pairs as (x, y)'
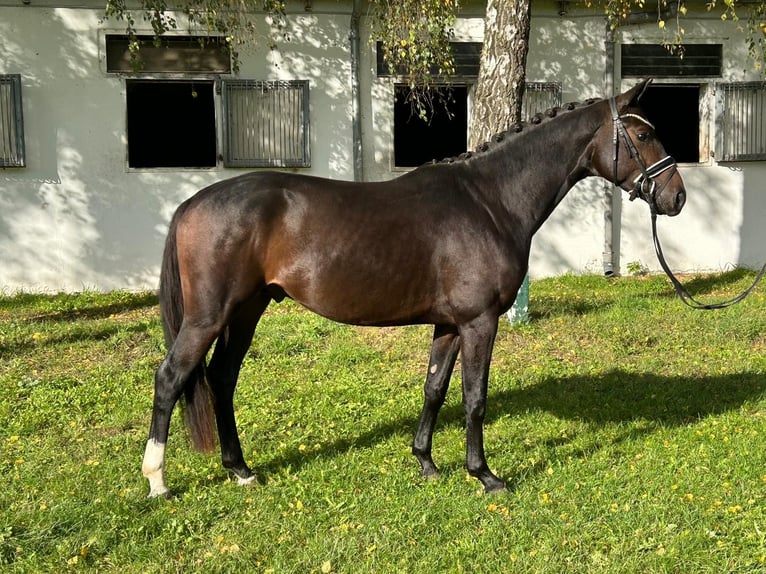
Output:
(523, 82), (562, 121)
(222, 80), (310, 168)
(0, 74), (25, 168)
(717, 82), (766, 162)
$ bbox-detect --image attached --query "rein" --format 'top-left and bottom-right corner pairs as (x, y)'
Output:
(609, 97), (766, 310)
(650, 211), (766, 310)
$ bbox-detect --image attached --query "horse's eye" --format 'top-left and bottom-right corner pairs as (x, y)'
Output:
(637, 132), (650, 142)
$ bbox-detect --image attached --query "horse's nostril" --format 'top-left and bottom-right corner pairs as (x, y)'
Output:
(676, 190), (686, 210)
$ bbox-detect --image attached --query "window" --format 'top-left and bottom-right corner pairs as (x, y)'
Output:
(638, 83), (701, 163)
(392, 82), (562, 168)
(716, 82), (766, 162)
(393, 85), (469, 167)
(620, 45), (718, 164)
(377, 42), (483, 77)
(126, 80), (216, 168)
(621, 44), (722, 78)
(110, 34), (311, 170)
(0, 74), (25, 168)
(106, 35), (231, 74)
(222, 80), (310, 168)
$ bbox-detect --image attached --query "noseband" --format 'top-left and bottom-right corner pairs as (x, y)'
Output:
(609, 97), (677, 214)
(608, 97), (765, 309)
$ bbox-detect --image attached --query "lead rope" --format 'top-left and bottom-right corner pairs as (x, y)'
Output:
(650, 208), (766, 310)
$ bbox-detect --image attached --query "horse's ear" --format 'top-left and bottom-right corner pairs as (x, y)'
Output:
(616, 78), (653, 112)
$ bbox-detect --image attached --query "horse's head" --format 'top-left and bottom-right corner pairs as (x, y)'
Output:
(590, 79), (686, 216)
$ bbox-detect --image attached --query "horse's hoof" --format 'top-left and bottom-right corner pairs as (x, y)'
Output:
(476, 472), (506, 494)
(147, 487), (171, 499)
(237, 475), (257, 487)
(422, 470), (441, 481)
(484, 482), (506, 495)
(483, 478), (506, 494)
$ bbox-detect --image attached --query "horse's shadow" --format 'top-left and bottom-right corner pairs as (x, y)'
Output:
(251, 369), (766, 485)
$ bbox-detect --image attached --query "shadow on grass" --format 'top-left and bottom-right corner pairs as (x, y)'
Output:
(0, 293), (160, 358)
(0, 323), (159, 362)
(250, 369), (766, 486)
(652, 267), (763, 303)
(528, 298), (602, 321)
(527, 268), (761, 321)
(23, 292), (158, 323)
(492, 369), (766, 425)
(664, 267), (755, 294)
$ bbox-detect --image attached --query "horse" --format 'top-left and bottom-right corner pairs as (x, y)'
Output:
(141, 79), (687, 498)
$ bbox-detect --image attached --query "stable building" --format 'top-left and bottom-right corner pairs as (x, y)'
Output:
(1, 0), (764, 291)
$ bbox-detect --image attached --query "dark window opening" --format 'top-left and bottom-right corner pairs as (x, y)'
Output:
(394, 85), (468, 167)
(639, 84), (700, 163)
(126, 80), (216, 168)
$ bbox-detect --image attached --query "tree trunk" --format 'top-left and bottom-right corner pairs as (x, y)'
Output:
(468, 0), (532, 149)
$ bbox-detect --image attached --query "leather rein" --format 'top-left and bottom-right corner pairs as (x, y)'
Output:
(609, 97), (765, 310)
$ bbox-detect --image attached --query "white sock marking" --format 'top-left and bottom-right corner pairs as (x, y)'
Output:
(237, 475), (257, 486)
(142, 438), (169, 498)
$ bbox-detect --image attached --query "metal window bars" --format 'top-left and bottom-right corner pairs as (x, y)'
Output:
(522, 82), (562, 122)
(0, 74), (25, 168)
(717, 82), (766, 162)
(222, 79), (310, 168)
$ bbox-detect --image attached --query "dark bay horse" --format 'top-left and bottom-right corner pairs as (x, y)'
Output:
(142, 79), (687, 497)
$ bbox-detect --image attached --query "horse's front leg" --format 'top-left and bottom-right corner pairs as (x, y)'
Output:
(412, 325), (460, 478)
(458, 315), (505, 493)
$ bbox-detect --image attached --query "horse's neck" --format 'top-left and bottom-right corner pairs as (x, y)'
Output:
(469, 110), (600, 236)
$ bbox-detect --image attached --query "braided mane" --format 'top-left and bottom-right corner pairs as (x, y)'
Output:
(428, 97), (602, 166)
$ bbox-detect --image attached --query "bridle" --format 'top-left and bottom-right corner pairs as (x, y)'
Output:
(609, 97), (765, 310)
(609, 97), (677, 213)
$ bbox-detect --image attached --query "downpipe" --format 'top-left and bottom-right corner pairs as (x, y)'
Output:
(350, 0), (364, 181)
(603, 25), (616, 277)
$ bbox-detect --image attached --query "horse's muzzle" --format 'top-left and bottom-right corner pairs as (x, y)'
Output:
(657, 188), (686, 217)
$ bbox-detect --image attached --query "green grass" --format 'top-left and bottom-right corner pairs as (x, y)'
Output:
(1, 271), (766, 573)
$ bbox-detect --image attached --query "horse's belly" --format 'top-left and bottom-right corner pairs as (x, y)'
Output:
(278, 267), (438, 326)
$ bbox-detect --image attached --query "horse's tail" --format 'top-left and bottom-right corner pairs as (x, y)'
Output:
(159, 210), (217, 454)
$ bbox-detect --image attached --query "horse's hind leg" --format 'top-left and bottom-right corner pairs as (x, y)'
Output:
(206, 293), (271, 485)
(412, 325), (460, 478)
(143, 325), (219, 498)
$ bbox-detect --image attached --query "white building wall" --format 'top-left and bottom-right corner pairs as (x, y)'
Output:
(0, 0), (764, 291)
(0, 1), (354, 291)
(525, 11), (612, 277)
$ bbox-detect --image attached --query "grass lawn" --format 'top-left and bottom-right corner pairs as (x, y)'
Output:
(1, 271), (765, 573)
